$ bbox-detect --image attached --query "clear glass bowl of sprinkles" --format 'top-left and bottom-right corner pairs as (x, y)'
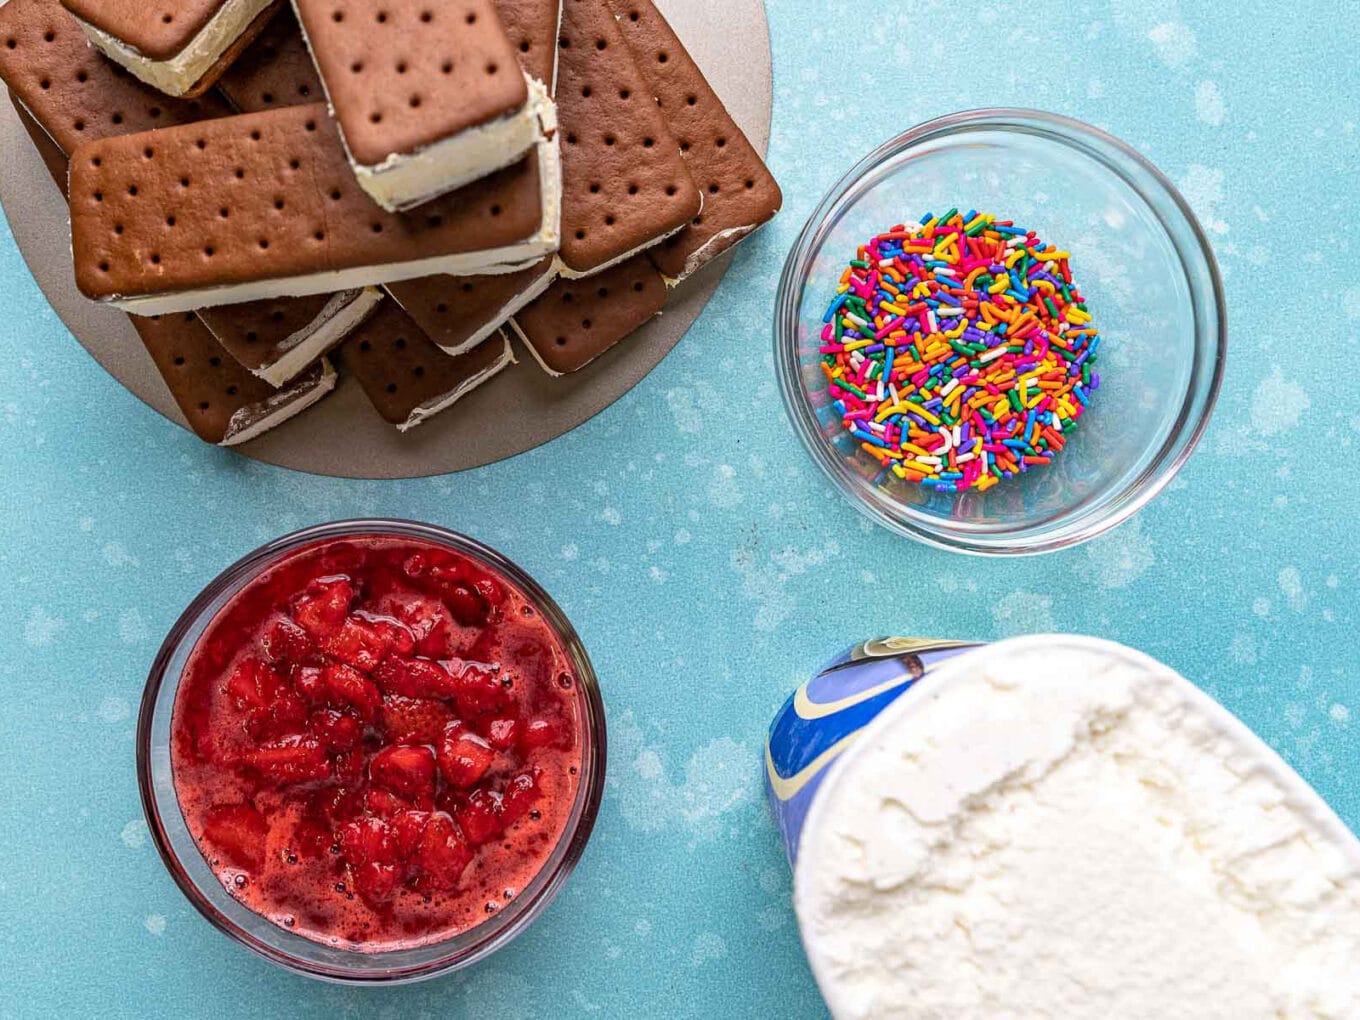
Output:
(774, 109), (1226, 555)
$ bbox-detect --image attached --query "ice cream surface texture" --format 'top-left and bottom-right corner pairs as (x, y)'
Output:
(796, 635), (1360, 1019)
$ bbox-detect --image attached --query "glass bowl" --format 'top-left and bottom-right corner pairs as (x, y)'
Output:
(137, 519), (607, 984)
(774, 109), (1226, 555)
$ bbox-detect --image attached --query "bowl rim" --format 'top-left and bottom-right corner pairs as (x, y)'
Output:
(774, 107), (1228, 556)
(136, 518), (607, 984)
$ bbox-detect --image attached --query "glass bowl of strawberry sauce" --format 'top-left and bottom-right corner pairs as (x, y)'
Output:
(137, 520), (605, 983)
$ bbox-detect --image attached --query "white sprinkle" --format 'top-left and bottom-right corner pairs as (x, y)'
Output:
(937, 305), (964, 316)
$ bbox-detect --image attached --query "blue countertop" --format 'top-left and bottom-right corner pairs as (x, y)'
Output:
(1, 1), (1356, 1016)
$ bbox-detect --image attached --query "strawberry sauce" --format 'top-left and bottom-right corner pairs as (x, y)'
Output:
(171, 534), (583, 951)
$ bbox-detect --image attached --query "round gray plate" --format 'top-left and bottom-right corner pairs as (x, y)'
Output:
(0, 0), (772, 479)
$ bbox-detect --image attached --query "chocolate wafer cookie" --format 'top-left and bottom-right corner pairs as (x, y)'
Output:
(215, 7), (323, 112)
(343, 301), (513, 431)
(511, 253), (665, 374)
(131, 311), (335, 444)
(494, 0), (562, 92)
(291, 0), (545, 211)
(70, 102), (561, 314)
(386, 259), (556, 356)
(0, 0), (379, 385)
(554, 0), (700, 278)
(610, 0), (781, 284)
(60, 0), (282, 98)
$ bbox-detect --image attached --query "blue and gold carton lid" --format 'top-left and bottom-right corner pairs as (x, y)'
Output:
(764, 637), (979, 865)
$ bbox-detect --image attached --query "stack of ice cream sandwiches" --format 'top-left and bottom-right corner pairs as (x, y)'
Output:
(0, 0), (780, 443)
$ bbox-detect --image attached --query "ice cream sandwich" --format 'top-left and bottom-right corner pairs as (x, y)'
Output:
(342, 301), (513, 431)
(610, 0), (781, 284)
(60, 0), (282, 98)
(552, 0), (699, 278)
(511, 253), (665, 375)
(0, 0), (381, 385)
(69, 101), (562, 315)
(131, 311), (335, 444)
(382, 0), (563, 355)
(385, 259), (556, 356)
(290, 0), (547, 211)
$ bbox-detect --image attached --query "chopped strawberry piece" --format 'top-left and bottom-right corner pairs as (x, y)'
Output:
(373, 656), (456, 700)
(260, 615), (313, 665)
(320, 663), (382, 722)
(414, 813), (473, 891)
(450, 662), (509, 717)
(241, 739), (329, 786)
(520, 716), (569, 751)
(318, 616), (392, 672)
(202, 803), (268, 870)
(291, 664), (327, 704)
(225, 657), (282, 710)
(444, 583), (489, 627)
(389, 809), (430, 859)
(366, 616), (416, 658)
(454, 788), (505, 847)
(311, 786), (362, 827)
(484, 717), (520, 750)
(331, 748), (365, 783)
(381, 694), (456, 746)
(385, 593), (458, 659)
(339, 815), (397, 866)
(370, 745), (436, 800)
(352, 860), (400, 906)
(287, 817), (334, 861)
(437, 726), (496, 788)
(291, 576), (355, 639)
(308, 708), (362, 752)
(363, 787), (413, 818)
(500, 769), (542, 827)
(470, 575), (504, 610)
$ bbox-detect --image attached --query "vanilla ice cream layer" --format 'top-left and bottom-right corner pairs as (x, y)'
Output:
(243, 287), (383, 387)
(221, 357), (336, 445)
(796, 635), (1360, 1020)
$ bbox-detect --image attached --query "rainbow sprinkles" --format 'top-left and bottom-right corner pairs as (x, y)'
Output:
(819, 210), (1101, 493)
